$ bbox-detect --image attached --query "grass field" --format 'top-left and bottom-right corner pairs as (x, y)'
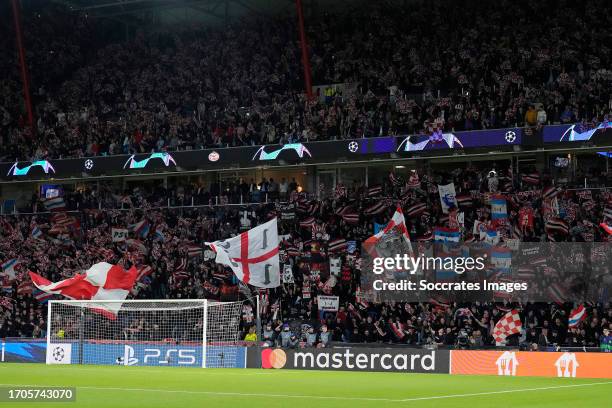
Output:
(1, 364), (611, 408)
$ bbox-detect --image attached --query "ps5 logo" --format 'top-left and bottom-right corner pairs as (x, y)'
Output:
(124, 152), (177, 169)
(252, 143), (312, 161)
(7, 160), (56, 176)
(123, 345), (197, 365)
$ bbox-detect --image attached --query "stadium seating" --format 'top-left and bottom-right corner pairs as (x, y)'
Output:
(0, 0), (610, 354)
(1, 165), (611, 350)
(1, 0), (611, 160)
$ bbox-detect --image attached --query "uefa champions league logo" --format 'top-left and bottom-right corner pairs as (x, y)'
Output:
(504, 131), (516, 143)
(52, 346), (65, 362)
(7, 160), (56, 176)
(84, 159), (94, 170)
(124, 152), (177, 169)
(252, 143), (312, 161)
(347, 141), (359, 153)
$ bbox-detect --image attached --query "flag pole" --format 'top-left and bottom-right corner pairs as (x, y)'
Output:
(255, 293), (262, 369)
(78, 307), (85, 365)
(46, 301), (52, 363)
(202, 299), (207, 368)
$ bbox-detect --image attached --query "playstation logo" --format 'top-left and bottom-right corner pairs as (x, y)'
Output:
(123, 345), (139, 366)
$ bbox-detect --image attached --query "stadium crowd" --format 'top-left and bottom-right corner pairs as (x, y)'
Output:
(1, 164), (611, 350)
(1, 0), (611, 161)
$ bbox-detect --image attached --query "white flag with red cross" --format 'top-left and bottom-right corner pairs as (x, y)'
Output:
(206, 218), (280, 288)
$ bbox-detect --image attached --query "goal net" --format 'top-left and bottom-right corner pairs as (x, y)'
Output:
(46, 299), (246, 368)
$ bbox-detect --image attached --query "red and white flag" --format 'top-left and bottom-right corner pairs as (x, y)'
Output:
(364, 206), (413, 260)
(206, 218), (280, 288)
(568, 305), (586, 328)
(29, 262), (137, 319)
(365, 206), (411, 245)
(493, 309), (522, 345)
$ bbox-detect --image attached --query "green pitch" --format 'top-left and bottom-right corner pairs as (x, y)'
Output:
(1, 363), (611, 408)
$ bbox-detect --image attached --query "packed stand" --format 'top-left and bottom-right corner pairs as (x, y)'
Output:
(1, 166), (611, 351)
(1, 0), (611, 161)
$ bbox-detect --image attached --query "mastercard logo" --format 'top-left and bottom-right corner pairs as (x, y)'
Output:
(261, 348), (287, 369)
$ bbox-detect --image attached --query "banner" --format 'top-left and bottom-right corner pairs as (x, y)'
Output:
(438, 183), (458, 214)
(451, 350), (612, 378)
(1, 341), (46, 363)
(317, 295), (339, 312)
(542, 121), (612, 143)
(46, 343), (72, 364)
(258, 347), (450, 373)
(1, 125), (608, 182)
(111, 228), (128, 242)
(2, 341), (246, 367)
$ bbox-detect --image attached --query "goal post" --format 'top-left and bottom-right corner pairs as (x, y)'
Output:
(45, 299), (246, 368)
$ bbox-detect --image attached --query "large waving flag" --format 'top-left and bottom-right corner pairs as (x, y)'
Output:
(493, 309), (522, 345)
(206, 218), (280, 288)
(29, 262), (137, 318)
